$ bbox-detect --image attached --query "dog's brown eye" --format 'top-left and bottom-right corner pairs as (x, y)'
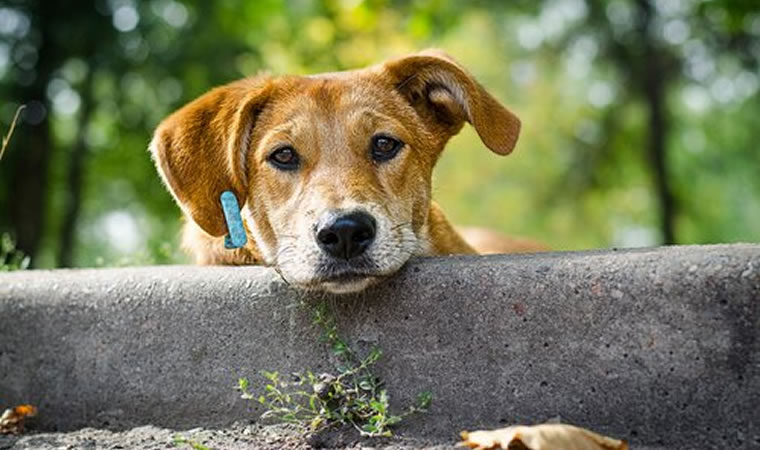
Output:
(371, 135), (403, 162)
(268, 146), (300, 171)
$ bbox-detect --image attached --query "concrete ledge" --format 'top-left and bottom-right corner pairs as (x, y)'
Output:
(1, 245), (758, 448)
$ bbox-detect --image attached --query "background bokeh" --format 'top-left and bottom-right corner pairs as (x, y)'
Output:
(0, 0), (758, 268)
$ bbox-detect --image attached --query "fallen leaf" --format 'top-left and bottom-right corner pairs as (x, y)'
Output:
(0, 404), (38, 435)
(459, 423), (627, 450)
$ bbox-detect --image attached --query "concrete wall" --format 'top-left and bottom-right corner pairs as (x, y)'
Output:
(1, 244), (758, 448)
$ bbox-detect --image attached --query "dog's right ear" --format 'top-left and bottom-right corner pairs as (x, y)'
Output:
(150, 77), (272, 238)
(382, 49), (521, 156)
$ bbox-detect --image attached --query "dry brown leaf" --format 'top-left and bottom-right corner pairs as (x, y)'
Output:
(0, 404), (38, 435)
(459, 423), (628, 450)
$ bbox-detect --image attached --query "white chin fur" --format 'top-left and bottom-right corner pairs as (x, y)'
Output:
(315, 277), (377, 294)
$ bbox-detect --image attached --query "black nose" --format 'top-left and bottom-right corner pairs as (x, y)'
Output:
(316, 211), (377, 260)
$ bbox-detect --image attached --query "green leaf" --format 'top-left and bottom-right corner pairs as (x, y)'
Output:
(378, 390), (389, 404)
(368, 347), (383, 361)
(262, 370), (279, 382)
(310, 415), (323, 430)
(416, 391), (433, 409)
(333, 341), (347, 354)
(386, 415), (402, 425)
(369, 400), (386, 414)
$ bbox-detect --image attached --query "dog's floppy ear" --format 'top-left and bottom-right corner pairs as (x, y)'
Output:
(382, 49), (520, 155)
(150, 77), (271, 237)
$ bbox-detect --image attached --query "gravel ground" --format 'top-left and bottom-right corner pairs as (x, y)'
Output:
(0, 423), (455, 450)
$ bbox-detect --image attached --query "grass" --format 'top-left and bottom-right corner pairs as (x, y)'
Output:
(1, 106), (30, 271)
(172, 435), (210, 450)
(0, 233), (30, 271)
(238, 301), (432, 438)
(0, 105), (24, 163)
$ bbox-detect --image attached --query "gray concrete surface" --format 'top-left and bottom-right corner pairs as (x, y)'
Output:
(0, 422), (671, 450)
(0, 422), (453, 450)
(0, 245), (758, 449)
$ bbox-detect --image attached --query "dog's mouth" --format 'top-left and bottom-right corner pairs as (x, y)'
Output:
(276, 234), (417, 294)
(318, 276), (379, 294)
(308, 269), (383, 294)
(320, 271), (371, 284)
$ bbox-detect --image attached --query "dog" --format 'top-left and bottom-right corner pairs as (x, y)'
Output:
(150, 50), (545, 294)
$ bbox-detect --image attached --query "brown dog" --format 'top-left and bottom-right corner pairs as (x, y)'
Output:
(150, 50), (544, 293)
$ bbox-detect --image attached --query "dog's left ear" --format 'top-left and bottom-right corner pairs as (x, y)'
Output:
(150, 77), (272, 238)
(382, 49), (521, 155)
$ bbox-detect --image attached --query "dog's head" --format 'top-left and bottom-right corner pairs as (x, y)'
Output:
(151, 50), (520, 293)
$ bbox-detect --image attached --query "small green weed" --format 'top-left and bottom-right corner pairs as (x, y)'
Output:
(0, 233), (30, 271)
(238, 301), (432, 437)
(172, 434), (210, 450)
(1, 107), (30, 272)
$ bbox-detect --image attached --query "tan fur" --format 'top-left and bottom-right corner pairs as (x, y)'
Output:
(456, 226), (549, 254)
(151, 50), (544, 292)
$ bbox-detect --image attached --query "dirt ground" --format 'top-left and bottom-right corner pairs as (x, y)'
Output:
(0, 422), (456, 450)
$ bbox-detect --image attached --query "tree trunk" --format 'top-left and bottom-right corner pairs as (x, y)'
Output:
(643, 56), (676, 245)
(636, 0), (677, 245)
(6, 8), (56, 264)
(58, 68), (95, 267)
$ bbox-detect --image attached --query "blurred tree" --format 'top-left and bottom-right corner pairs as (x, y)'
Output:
(484, 0), (759, 245)
(0, 1), (57, 264)
(576, 0), (760, 244)
(1, 1), (120, 265)
(0, 0), (757, 267)
(57, 5), (121, 267)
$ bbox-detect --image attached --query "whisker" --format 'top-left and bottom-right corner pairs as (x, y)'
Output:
(272, 265), (292, 286)
(390, 221), (412, 231)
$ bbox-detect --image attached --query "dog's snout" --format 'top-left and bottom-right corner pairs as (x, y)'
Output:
(316, 211), (376, 260)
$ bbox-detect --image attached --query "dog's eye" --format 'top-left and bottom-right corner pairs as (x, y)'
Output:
(370, 135), (403, 162)
(268, 146), (300, 171)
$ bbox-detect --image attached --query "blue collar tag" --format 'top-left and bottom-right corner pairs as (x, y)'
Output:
(220, 191), (247, 249)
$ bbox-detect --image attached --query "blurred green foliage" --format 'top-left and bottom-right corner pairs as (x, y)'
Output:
(0, 232), (29, 270)
(0, 0), (758, 267)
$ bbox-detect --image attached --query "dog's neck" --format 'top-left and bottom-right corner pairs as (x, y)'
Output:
(425, 202), (476, 255)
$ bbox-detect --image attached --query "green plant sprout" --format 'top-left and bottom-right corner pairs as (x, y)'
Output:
(172, 434), (210, 450)
(0, 233), (30, 271)
(1, 106), (30, 272)
(238, 301), (432, 437)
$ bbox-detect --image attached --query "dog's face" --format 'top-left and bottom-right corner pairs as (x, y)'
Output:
(243, 77), (437, 293)
(151, 51), (520, 293)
